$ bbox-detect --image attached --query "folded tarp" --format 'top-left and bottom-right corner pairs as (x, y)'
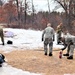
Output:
(4, 31), (14, 37)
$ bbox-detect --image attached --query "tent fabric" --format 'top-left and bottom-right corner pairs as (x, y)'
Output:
(4, 31), (14, 37)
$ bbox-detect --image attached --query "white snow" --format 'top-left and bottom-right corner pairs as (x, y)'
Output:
(0, 63), (41, 75)
(0, 28), (64, 53)
(0, 28), (71, 75)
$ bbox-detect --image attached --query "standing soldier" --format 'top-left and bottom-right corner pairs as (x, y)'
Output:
(42, 23), (55, 56)
(0, 26), (4, 45)
(56, 23), (63, 44)
(60, 33), (75, 59)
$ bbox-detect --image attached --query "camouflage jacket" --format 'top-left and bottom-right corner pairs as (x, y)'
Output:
(42, 26), (55, 40)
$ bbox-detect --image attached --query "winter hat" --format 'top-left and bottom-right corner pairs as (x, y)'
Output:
(47, 23), (51, 27)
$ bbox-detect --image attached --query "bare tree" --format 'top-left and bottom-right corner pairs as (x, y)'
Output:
(15, 0), (21, 26)
(0, 0), (3, 6)
(24, 0), (27, 25)
(47, 0), (50, 13)
(0, 0), (4, 23)
(32, 0), (35, 25)
(47, 0), (51, 22)
(19, 1), (24, 26)
(54, 0), (75, 31)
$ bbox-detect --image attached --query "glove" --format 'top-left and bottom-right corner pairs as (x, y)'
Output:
(42, 38), (43, 41)
(53, 35), (55, 41)
(61, 46), (67, 51)
(70, 42), (73, 45)
(69, 40), (73, 45)
(53, 39), (54, 41)
(61, 48), (65, 51)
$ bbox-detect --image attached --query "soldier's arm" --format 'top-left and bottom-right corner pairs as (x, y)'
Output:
(69, 40), (73, 45)
(60, 37), (67, 51)
(61, 44), (67, 51)
(42, 30), (45, 41)
(52, 28), (55, 41)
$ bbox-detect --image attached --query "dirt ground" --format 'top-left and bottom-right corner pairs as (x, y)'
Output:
(1, 48), (75, 75)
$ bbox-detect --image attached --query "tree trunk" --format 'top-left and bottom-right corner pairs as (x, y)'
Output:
(16, 0), (20, 27)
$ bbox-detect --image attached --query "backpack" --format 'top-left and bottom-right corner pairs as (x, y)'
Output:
(7, 40), (13, 44)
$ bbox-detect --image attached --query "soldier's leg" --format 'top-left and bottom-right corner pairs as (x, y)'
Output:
(69, 45), (74, 56)
(58, 32), (61, 43)
(63, 45), (70, 56)
(49, 41), (53, 56)
(67, 45), (70, 54)
(0, 30), (4, 45)
(1, 36), (4, 45)
(67, 45), (74, 59)
(44, 38), (48, 55)
(57, 33), (61, 44)
(57, 34), (59, 44)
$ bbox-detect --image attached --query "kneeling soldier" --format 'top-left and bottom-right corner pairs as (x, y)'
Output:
(60, 36), (75, 59)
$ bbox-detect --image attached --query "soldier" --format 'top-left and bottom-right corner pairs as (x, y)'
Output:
(56, 23), (63, 44)
(60, 33), (75, 59)
(42, 23), (55, 56)
(0, 26), (4, 45)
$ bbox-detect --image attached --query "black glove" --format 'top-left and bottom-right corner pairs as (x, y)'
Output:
(53, 35), (55, 41)
(70, 42), (73, 45)
(61, 44), (67, 51)
(53, 38), (54, 41)
(42, 38), (43, 41)
(61, 48), (65, 51)
(69, 40), (73, 45)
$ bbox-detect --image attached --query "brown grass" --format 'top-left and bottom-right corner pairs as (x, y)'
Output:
(1, 48), (75, 75)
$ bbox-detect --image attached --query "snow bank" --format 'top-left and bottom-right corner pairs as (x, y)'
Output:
(0, 63), (42, 75)
(0, 28), (64, 53)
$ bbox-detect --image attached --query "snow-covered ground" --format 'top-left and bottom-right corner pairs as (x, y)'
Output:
(1, 28), (64, 53)
(0, 28), (72, 75)
(0, 63), (41, 75)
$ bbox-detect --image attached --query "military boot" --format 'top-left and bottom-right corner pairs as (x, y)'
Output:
(67, 55), (73, 59)
(44, 52), (47, 55)
(2, 42), (4, 45)
(49, 52), (53, 56)
(63, 53), (69, 56)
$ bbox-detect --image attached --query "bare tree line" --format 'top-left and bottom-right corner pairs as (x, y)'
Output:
(0, 0), (75, 34)
(54, 0), (75, 31)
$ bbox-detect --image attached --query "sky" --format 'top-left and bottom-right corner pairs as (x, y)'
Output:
(31, 0), (64, 12)
(4, 0), (64, 13)
(0, 28), (74, 75)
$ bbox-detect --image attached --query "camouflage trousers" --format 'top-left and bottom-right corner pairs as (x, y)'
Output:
(67, 44), (74, 56)
(0, 29), (4, 44)
(57, 32), (61, 44)
(44, 38), (53, 54)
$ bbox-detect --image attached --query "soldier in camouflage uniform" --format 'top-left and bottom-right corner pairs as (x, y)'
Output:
(60, 33), (75, 59)
(0, 26), (4, 45)
(56, 23), (63, 44)
(42, 23), (55, 56)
